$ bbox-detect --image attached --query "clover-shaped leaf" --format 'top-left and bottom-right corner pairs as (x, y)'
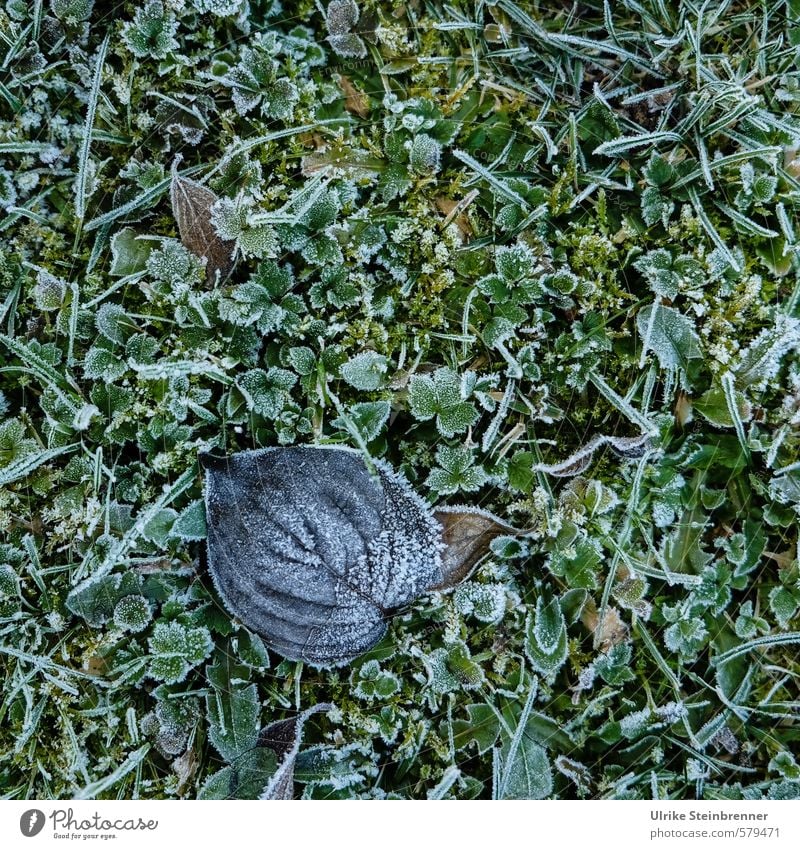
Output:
(426, 444), (488, 495)
(148, 621), (213, 684)
(408, 367), (479, 437)
(235, 367), (297, 418)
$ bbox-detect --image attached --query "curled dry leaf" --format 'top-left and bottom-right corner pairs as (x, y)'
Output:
(202, 446), (520, 667)
(170, 160), (235, 284)
(532, 432), (653, 477)
(259, 703), (332, 800)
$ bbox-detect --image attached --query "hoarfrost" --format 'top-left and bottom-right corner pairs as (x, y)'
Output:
(202, 446), (446, 667)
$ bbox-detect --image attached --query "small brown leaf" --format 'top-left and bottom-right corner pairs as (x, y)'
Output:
(85, 655), (108, 677)
(434, 192), (475, 237)
(581, 601), (629, 651)
(337, 74), (370, 118)
(431, 506), (519, 590)
(172, 747), (198, 797)
(259, 703), (332, 800)
(170, 160), (235, 284)
(674, 390), (693, 427)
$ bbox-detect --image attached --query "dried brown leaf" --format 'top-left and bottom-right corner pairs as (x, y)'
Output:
(434, 194), (475, 237)
(674, 390), (693, 427)
(259, 703), (332, 800)
(172, 747), (198, 797)
(581, 601), (629, 651)
(170, 161), (235, 284)
(432, 506), (519, 590)
(337, 74), (370, 118)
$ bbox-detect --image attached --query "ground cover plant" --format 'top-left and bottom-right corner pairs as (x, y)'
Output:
(1, 0), (800, 800)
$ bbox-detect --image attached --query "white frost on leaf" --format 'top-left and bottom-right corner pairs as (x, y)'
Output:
(732, 313), (800, 391)
(202, 446), (445, 667)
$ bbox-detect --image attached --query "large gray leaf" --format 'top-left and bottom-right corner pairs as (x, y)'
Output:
(202, 446), (445, 667)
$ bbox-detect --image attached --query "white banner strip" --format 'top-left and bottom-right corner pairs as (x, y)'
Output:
(1, 800), (797, 849)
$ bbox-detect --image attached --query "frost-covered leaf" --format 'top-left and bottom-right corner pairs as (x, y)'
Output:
(121, 1), (178, 60)
(332, 400), (390, 442)
(339, 351), (388, 390)
(201, 446), (445, 667)
(191, 0), (244, 14)
(142, 507), (178, 546)
(351, 659), (400, 700)
(198, 749), (278, 800)
(555, 755), (592, 796)
(695, 382), (752, 428)
(426, 444), (488, 494)
(51, 0), (94, 21)
(423, 641), (484, 693)
(170, 162), (235, 283)
(732, 314), (800, 391)
(636, 303), (703, 373)
(206, 681), (260, 762)
(634, 249), (679, 299)
(769, 586), (799, 630)
(433, 507), (517, 590)
(287, 346), (316, 375)
(66, 571), (142, 627)
(409, 134), (442, 174)
(170, 499), (207, 541)
(453, 582), (506, 624)
(593, 642), (636, 685)
(96, 303), (136, 345)
(235, 368), (297, 418)
(33, 270), (66, 311)
(525, 595), (568, 678)
(84, 345), (127, 382)
(495, 684), (554, 800)
(113, 595), (152, 633)
(452, 704), (501, 754)
(641, 185), (673, 227)
(325, 0), (367, 58)
(769, 751), (800, 782)
(148, 621), (213, 684)
(110, 227), (153, 277)
(664, 616), (708, 658)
